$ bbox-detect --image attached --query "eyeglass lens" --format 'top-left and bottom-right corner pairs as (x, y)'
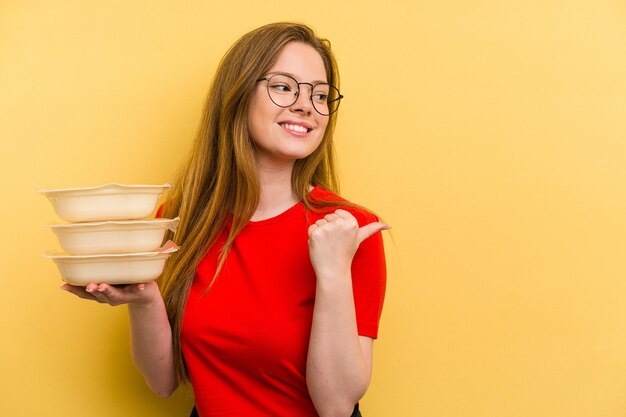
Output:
(265, 74), (341, 115)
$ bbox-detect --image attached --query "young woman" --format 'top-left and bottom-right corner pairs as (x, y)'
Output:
(62, 22), (388, 417)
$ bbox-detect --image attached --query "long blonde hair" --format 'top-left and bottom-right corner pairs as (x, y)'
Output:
(159, 22), (344, 382)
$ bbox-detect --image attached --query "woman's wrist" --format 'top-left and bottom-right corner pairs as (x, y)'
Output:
(127, 282), (165, 310)
(314, 269), (352, 292)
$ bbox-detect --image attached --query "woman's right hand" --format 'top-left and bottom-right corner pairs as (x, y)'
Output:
(61, 281), (161, 307)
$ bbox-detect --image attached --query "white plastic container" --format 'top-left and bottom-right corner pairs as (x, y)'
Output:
(45, 245), (179, 286)
(46, 217), (179, 255)
(38, 183), (172, 222)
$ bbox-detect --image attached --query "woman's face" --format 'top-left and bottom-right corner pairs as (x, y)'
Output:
(247, 42), (330, 167)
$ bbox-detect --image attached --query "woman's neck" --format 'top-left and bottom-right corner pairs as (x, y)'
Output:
(251, 159), (298, 221)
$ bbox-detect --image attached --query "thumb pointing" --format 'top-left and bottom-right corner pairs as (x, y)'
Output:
(356, 221), (391, 245)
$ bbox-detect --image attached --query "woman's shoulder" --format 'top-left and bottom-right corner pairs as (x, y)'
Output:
(308, 186), (379, 225)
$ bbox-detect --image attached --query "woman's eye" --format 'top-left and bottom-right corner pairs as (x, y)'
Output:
(270, 84), (292, 92)
(312, 93), (328, 102)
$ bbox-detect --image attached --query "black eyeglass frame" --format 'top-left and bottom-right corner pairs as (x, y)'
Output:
(256, 73), (344, 116)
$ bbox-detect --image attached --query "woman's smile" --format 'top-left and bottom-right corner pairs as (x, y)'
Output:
(278, 120), (314, 136)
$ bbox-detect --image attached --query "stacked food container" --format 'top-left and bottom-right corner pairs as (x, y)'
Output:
(40, 183), (179, 286)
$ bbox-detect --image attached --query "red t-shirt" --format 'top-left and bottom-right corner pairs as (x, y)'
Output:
(181, 186), (386, 417)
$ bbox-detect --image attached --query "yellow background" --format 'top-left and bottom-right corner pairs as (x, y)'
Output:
(1, 1), (625, 416)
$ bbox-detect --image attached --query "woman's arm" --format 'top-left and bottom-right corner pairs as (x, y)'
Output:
(306, 209), (388, 417)
(62, 281), (178, 397)
(306, 270), (373, 417)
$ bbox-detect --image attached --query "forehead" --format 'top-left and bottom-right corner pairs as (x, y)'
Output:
(267, 42), (327, 83)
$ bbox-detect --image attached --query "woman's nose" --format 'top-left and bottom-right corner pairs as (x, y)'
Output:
(290, 89), (313, 115)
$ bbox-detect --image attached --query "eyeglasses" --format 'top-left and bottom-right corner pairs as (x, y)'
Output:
(256, 73), (343, 116)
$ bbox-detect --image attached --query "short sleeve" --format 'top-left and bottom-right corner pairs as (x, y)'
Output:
(155, 204), (164, 219)
(351, 213), (387, 339)
(155, 201), (172, 219)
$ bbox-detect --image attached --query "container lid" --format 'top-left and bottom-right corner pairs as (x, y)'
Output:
(38, 183), (172, 198)
(45, 217), (180, 231)
(43, 240), (179, 259)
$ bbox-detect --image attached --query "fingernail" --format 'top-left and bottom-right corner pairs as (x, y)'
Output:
(138, 284), (145, 291)
(60, 284), (69, 291)
(85, 287), (93, 293)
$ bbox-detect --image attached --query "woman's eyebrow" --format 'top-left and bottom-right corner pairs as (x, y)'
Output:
(266, 71), (327, 84)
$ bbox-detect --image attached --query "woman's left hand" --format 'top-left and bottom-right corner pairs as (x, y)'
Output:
(307, 209), (389, 278)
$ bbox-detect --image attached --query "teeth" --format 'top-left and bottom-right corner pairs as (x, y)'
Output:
(281, 123), (309, 133)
